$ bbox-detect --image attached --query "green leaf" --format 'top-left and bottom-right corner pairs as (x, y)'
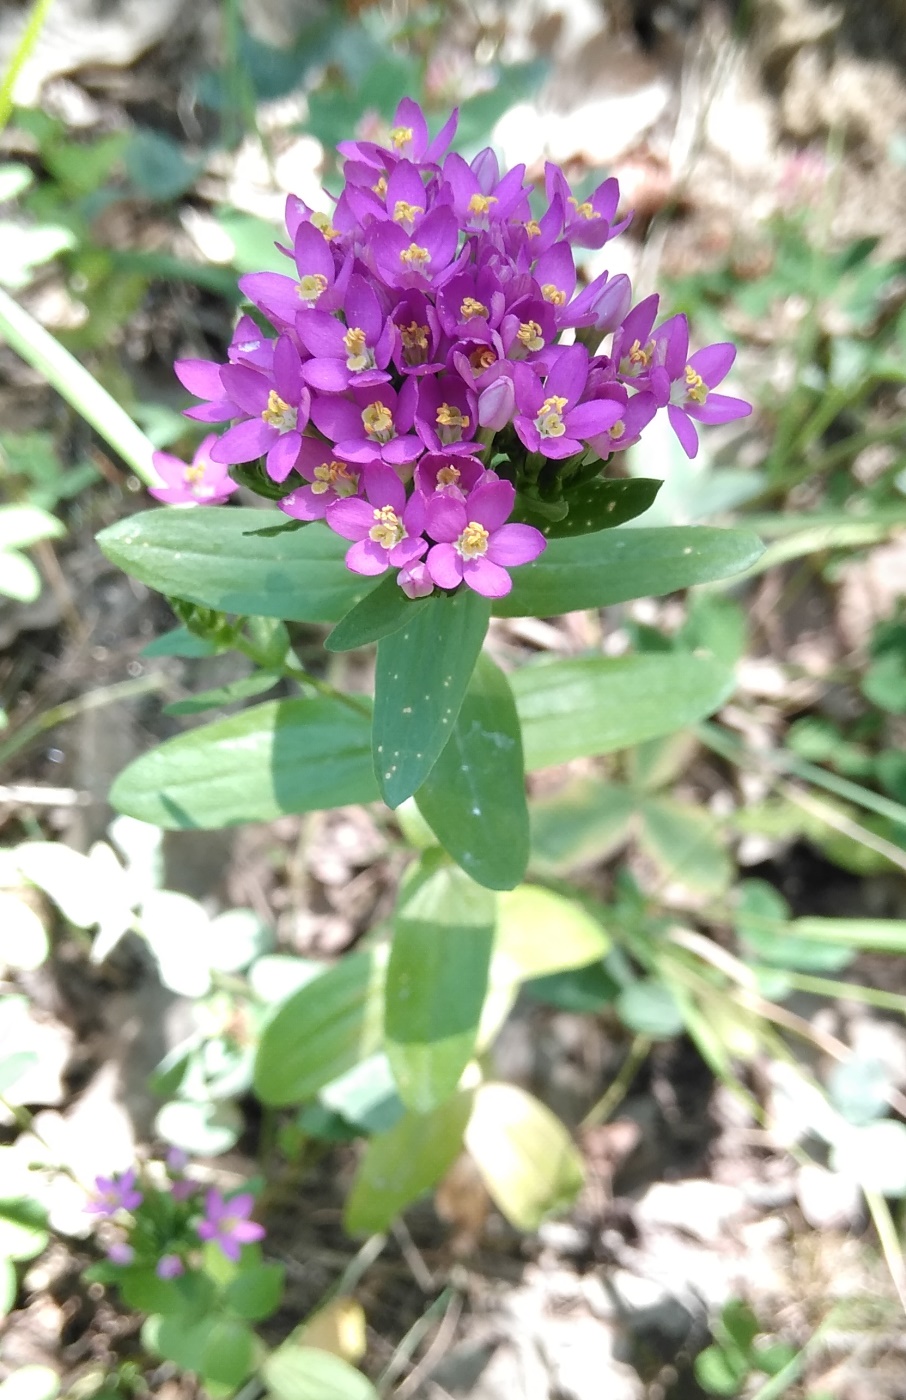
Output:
(201, 1317), (257, 1387)
(415, 654), (528, 890)
(263, 1345), (378, 1400)
(110, 697), (376, 829)
(97, 511), (377, 623)
(143, 1313), (216, 1374)
(694, 1345), (748, 1396)
(319, 1054), (404, 1135)
(616, 979), (684, 1038)
(0, 1196), (48, 1261)
(254, 948), (386, 1106)
(720, 1300), (760, 1353)
(155, 1099), (243, 1155)
(465, 1082), (584, 1231)
(637, 796), (733, 896)
(514, 653), (735, 770)
(530, 780), (636, 873)
(520, 477), (662, 537)
(494, 527), (763, 617)
(344, 1092), (473, 1233)
(163, 670), (281, 715)
(493, 885), (610, 984)
(124, 128), (200, 201)
(141, 625), (220, 658)
(373, 588), (491, 808)
(385, 854), (495, 1111)
(121, 1268), (187, 1316)
(523, 962), (621, 1012)
(224, 1262), (285, 1321)
(325, 572), (430, 652)
(735, 881), (853, 973)
(0, 505), (63, 550)
(0, 549), (41, 602)
(0, 1256), (15, 1319)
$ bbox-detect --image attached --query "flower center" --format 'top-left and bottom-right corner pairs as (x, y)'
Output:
(568, 196), (599, 220)
(436, 403), (470, 442)
(343, 327), (374, 372)
(183, 463), (207, 485)
(362, 402), (395, 442)
(261, 391), (297, 432)
(296, 273), (328, 303)
(390, 125), (413, 150)
(312, 460), (357, 497)
(455, 521), (489, 559)
(540, 283), (567, 306)
(372, 176), (388, 197)
(460, 296), (488, 320)
(535, 394), (568, 437)
(369, 504), (406, 549)
(468, 193), (498, 217)
(610, 419), (626, 438)
(517, 320), (544, 352)
(436, 465), (461, 488)
(524, 219), (541, 237)
(400, 320), (430, 365)
(469, 346), (496, 374)
(623, 338), (654, 375)
(684, 365), (709, 404)
(311, 211), (339, 239)
(400, 242), (430, 269)
(393, 200), (424, 226)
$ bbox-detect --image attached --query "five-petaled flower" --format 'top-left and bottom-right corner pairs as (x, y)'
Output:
(196, 1189), (266, 1264)
(424, 477), (545, 599)
(86, 1169), (143, 1217)
(149, 435), (239, 506)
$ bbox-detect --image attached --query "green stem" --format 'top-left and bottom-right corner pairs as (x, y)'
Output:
(0, 0), (55, 133)
(0, 286), (158, 484)
(781, 972), (906, 1014)
(865, 1190), (906, 1317)
(581, 1034), (651, 1130)
(0, 673), (166, 767)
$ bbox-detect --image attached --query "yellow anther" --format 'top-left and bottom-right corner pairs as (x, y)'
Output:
(460, 296), (489, 320)
(261, 391), (297, 431)
(183, 463), (206, 485)
(311, 461), (357, 497)
(469, 346), (496, 374)
(468, 193), (498, 216)
(626, 338), (653, 371)
(568, 196), (599, 220)
(369, 504), (406, 548)
(343, 326), (373, 372)
(390, 126), (413, 150)
(684, 365), (709, 405)
(296, 272), (328, 303)
(311, 211), (340, 239)
(400, 242), (430, 268)
(436, 465), (461, 488)
(436, 403), (470, 439)
(610, 419), (626, 438)
(535, 394), (568, 438)
(517, 320), (544, 352)
(372, 176), (388, 198)
(400, 321), (429, 364)
(541, 283), (567, 306)
(524, 219), (542, 237)
(362, 402), (395, 441)
(455, 521), (490, 559)
(393, 200), (424, 225)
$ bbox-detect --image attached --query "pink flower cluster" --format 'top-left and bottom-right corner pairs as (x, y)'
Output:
(167, 98), (751, 597)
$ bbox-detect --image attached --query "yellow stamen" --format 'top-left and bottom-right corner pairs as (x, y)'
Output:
(372, 176), (388, 198)
(436, 403), (470, 441)
(369, 504), (406, 549)
(568, 196), (599, 220)
(390, 125), (413, 150)
(455, 521), (489, 559)
(436, 465), (461, 488)
(535, 394), (568, 438)
(468, 193), (498, 217)
(261, 391), (297, 431)
(393, 200), (424, 225)
(524, 219), (541, 237)
(469, 346), (496, 374)
(517, 320), (544, 352)
(311, 460), (357, 497)
(296, 273), (328, 303)
(311, 211), (339, 239)
(400, 321), (429, 365)
(183, 463), (206, 485)
(625, 338), (654, 372)
(343, 326), (373, 372)
(460, 296), (488, 320)
(362, 402), (395, 442)
(541, 283), (566, 306)
(684, 365), (709, 405)
(400, 242), (430, 268)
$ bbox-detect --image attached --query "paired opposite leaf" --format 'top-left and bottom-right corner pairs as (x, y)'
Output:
(373, 588), (491, 808)
(415, 654), (528, 890)
(385, 852), (495, 1111)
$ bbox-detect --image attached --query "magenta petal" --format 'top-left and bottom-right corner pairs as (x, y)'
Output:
(210, 419), (274, 463)
(219, 1237), (242, 1264)
(327, 497), (375, 540)
(266, 431), (302, 482)
(175, 358), (226, 399)
(486, 523), (546, 567)
(347, 538), (390, 575)
(667, 404), (700, 459)
(364, 462), (406, 511)
(686, 392), (752, 425)
(426, 493), (466, 543)
(426, 542), (463, 589)
(462, 556), (512, 598)
(233, 1221), (266, 1244)
(466, 478), (516, 532)
(184, 400), (237, 423)
(566, 399), (624, 439)
(382, 435), (423, 465)
(280, 485), (327, 521)
(688, 342), (735, 389)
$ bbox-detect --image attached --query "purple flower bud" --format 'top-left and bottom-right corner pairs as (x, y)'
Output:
(156, 1254), (185, 1280)
(477, 375), (515, 431)
(106, 1241), (135, 1265)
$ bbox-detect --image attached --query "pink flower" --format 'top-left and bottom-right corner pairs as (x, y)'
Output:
(424, 476), (545, 598)
(327, 463), (428, 577)
(148, 435), (238, 506)
(196, 1189), (265, 1264)
(86, 1168), (143, 1217)
(156, 1253), (185, 1279)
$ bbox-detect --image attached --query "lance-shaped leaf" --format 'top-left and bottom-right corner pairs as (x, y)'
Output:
(465, 1083), (584, 1230)
(494, 526), (763, 617)
(110, 698), (377, 828)
(513, 653), (735, 770)
(373, 588), (491, 808)
(97, 510), (378, 622)
(385, 852), (495, 1111)
(254, 948), (386, 1106)
(344, 1092), (473, 1234)
(520, 477), (662, 538)
(415, 654), (528, 890)
(325, 572), (430, 653)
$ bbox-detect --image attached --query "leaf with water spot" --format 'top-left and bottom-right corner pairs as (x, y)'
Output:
(372, 588), (491, 808)
(415, 654), (528, 890)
